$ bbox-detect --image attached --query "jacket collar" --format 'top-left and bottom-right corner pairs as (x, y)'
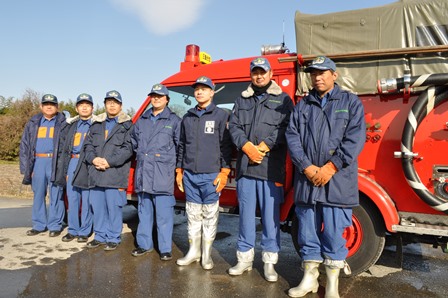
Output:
(66, 114), (100, 125)
(306, 83), (342, 104)
(241, 80), (283, 98)
(31, 112), (65, 124)
(141, 106), (172, 120)
(94, 111), (131, 124)
(187, 102), (216, 116)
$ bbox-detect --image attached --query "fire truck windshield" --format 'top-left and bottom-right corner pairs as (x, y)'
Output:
(160, 81), (251, 118)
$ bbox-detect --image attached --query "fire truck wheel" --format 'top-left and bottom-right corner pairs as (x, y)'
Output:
(290, 196), (386, 276)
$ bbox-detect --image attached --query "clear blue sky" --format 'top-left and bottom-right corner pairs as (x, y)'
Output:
(0, 0), (396, 110)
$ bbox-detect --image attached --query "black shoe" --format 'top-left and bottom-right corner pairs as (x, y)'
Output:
(49, 230), (62, 237)
(131, 247), (152, 257)
(104, 242), (119, 251)
(77, 236), (89, 243)
(62, 233), (76, 242)
(160, 252), (172, 261)
(86, 239), (105, 248)
(26, 229), (46, 236)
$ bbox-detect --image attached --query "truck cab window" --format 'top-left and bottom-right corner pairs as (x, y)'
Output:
(156, 81), (250, 118)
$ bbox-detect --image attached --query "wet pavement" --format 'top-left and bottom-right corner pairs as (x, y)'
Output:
(0, 197), (447, 298)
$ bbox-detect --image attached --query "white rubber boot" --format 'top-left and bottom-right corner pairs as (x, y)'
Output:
(201, 201), (219, 270)
(288, 261), (321, 297)
(201, 238), (214, 270)
(228, 248), (254, 276)
(325, 265), (340, 298)
(176, 202), (203, 266)
(262, 251), (278, 282)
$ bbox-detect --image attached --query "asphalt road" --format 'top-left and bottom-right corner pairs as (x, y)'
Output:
(0, 197), (447, 298)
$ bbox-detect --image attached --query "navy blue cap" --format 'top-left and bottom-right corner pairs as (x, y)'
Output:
(192, 76), (215, 90)
(148, 83), (170, 98)
(250, 57), (271, 72)
(41, 94), (58, 104)
(76, 93), (93, 105)
(104, 90), (122, 103)
(305, 56), (336, 72)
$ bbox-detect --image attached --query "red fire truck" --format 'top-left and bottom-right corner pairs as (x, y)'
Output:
(128, 0), (448, 276)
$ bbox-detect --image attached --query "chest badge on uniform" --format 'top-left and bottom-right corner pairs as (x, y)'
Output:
(204, 121), (215, 134)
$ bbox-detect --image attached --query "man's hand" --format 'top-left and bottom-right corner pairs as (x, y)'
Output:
(311, 162), (338, 187)
(102, 159), (110, 170)
(92, 157), (102, 167)
(213, 168), (231, 193)
(303, 165), (320, 182)
(92, 157), (109, 171)
(256, 141), (270, 154)
(242, 142), (265, 164)
(176, 168), (184, 192)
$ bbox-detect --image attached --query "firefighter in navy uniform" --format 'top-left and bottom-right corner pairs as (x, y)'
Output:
(286, 56), (366, 298)
(20, 94), (66, 237)
(131, 84), (181, 261)
(55, 93), (98, 243)
(176, 76), (233, 270)
(75, 90), (133, 251)
(228, 57), (293, 282)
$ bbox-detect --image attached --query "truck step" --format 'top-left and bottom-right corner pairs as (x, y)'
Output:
(392, 221), (448, 236)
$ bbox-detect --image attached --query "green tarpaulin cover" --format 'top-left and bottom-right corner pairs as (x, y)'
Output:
(295, 0), (448, 95)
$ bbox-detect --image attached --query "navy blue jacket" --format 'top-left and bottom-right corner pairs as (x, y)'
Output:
(73, 112), (133, 189)
(229, 81), (293, 183)
(131, 107), (181, 195)
(286, 84), (366, 207)
(176, 103), (232, 173)
(19, 112), (66, 185)
(54, 115), (99, 187)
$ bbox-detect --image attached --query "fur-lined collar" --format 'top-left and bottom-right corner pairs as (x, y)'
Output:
(241, 80), (283, 98)
(93, 111), (131, 124)
(66, 114), (101, 125)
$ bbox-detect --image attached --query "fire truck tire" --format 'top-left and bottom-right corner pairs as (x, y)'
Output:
(290, 197), (386, 276)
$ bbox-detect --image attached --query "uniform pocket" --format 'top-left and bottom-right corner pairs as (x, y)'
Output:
(326, 169), (358, 206)
(333, 113), (349, 128)
(153, 154), (176, 193)
(237, 100), (255, 126)
(262, 100), (283, 123)
(111, 133), (126, 145)
(158, 131), (174, 151)
(329, 113), (349, 149)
